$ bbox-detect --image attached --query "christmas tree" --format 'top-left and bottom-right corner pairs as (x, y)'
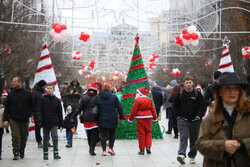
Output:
(116, 34), (163, 139)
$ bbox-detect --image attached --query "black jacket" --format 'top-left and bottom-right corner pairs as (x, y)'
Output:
(36, 94), (63, 128)
(151, 87), (163, 113)
(4, 88), (34, 122)
(72, 95), (97, 122)
(62, 112), (76, 130)
(66, 79), (83, 105)
(32, 84), (46, 119)
(96, 90), (124, 129)
(204, 82), (217, 106)
(174, 89), (206, 121)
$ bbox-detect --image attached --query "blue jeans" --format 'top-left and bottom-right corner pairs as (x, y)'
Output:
(66, 129), (73, 146)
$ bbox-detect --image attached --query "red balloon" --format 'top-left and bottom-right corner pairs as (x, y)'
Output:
(76, 51), (81, 55)
(191, 33), (199, 40)
(53, 23), (60, 29)
(179, 42), (184, 46)
(183, 33), (191, 40)
(61, 24), (67, 30)
(182, 28), (188, 34)
(54, 25), (62, 33)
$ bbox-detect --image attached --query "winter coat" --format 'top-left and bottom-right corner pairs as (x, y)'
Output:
(36, 94), (63, 128)
(204, 82), (217, 106)
(4, 88), (34, 122)
(66, 79), (83, 105)
(96, 90), (124, 129)
(31, 84), (46, 120)
(62, 112), (76, 130)
(60, 87), (68, 104)
(196, 104), (250, 167)
(151, 87), (163, 114)
(0, 105), (4, 128)
(174, 89), (206, 121)
(115, 92), (122, 102)
(72, 95), (97, 122)
(128, 97), (157, 122)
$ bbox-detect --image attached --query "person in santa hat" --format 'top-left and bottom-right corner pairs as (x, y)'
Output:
(128, 87), (157, 155)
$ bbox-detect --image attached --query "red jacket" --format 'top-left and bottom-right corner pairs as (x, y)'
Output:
(128, 97), (157, 122)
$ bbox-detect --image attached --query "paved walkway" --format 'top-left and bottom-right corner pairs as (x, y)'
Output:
(0, 112), (204, 167)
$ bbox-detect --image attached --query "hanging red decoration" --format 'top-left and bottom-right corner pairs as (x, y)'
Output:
(242, 46), (250, 58)
(79, 32), (90, 42)
(89, 60), (96, 68)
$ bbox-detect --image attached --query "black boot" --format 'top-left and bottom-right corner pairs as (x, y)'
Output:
(89, 149), (96, 156)
(20, 150), (25, 159)
(43, 152), (48, 160)
(13, 153), (19, 160)
(146, 147), (151, 154)
(54, 151), (61, 159)
(138, 150), (144, 155)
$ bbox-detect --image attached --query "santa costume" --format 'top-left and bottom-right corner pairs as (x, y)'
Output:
(128, 87), (157, 155)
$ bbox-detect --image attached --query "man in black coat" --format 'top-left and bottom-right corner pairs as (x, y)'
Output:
(3, 76), (34, 160)
(174, 75), (205, 165)
(96, 83), (124, 156)
(31, 80), (47, 148)
(204, 71), (221, 106)
(151, 84), (163, 117)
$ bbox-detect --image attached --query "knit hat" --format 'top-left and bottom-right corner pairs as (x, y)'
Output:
(213, 71), (221, 80)
(37, 80), (47, 88)
(88, 82), (98, 90)
(137, 87), (150, 96)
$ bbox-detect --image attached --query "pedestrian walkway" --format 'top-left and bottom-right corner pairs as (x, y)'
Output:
(0, 112), (203, 167)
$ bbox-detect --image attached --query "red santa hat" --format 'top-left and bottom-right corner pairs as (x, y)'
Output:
(137, 87), (150, 96)
(88, 82), (98, 90)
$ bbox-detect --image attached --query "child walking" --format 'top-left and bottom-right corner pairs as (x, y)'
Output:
(62, 105), (76, 148)
(0, 100), (4, 160)
(36, 85), (63, 160)
(128, 87), (157, 155)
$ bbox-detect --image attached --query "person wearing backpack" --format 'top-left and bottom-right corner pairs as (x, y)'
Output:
(174, 75), (206, 165)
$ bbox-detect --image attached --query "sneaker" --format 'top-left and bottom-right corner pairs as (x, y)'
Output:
(189, 158), (196, 164)
(89, 149), (96, 156)
(108, 148), (116, 155)
(138, 150), (144, 155)
(38, 142), (43, 148)
(54, 151), (61, 160)
(65, 144), (72, 148)
(146, 147), (151, 154)
(13, 153), (19, 160)
(43, 152), (48, 160)
(20, 151), (24, 159)
(177, 154), (185, 164)
(102, 150), (107, 156)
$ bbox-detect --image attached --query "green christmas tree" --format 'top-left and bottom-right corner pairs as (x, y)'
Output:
(116, 34), (163, 140)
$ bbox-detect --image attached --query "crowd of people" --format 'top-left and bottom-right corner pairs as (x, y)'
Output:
(0, 71), (249, 167)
